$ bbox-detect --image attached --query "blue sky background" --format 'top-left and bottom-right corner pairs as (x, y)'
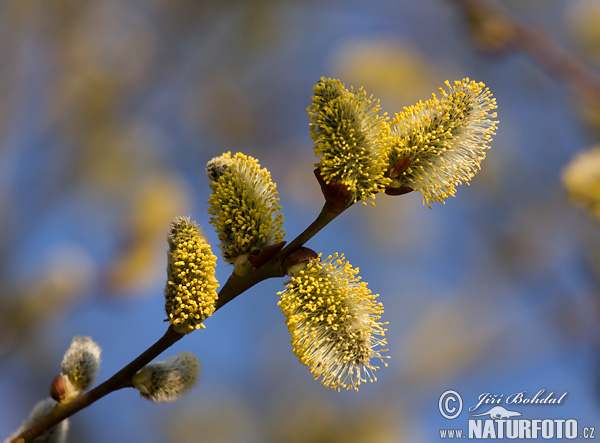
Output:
(1, 0), (599, 442)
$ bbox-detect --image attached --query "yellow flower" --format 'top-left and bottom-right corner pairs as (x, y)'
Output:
(563, 146), (600, 219)
(207, 152), (285, 264)
(387, 78), (498, 206)
(164, 217), (219, 334)
(278, 253), (388, 391)
(308, 77), (391, 204)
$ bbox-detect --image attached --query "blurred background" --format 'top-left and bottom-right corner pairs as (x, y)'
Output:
(1, 0), (599, 441)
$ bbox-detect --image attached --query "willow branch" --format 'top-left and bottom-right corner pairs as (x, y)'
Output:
(214, 201), (346, 310)
(13, 195), (348, 442)
(13, 326), (184, 443)
(280, 206), (341, 257)
(451, 0), (600, 103)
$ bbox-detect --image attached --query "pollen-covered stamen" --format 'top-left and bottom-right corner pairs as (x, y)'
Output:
(278, 253), (389, 392)
(164, 217), (219, 334)
(308, 77), (392, 204)
(387, 78), (498, 206)
(207, 152), (285, 264)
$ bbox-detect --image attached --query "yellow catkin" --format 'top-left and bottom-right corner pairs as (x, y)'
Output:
(563, 146), (600, 220)
(164, 217), (219, 334)
(207, 152), (285, 263)
(387, 78), (498, 206)
(308, 77), (392, 204)
(278, 253), (388, 391)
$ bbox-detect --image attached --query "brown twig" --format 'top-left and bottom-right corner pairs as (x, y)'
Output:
(451, 0), (600, 103)
(13, 326), (185, 442)
(12, 195), (349, 442)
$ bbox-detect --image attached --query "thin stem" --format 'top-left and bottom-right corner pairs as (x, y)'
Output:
(280, 204), (343, 257)
(214, 204), (344, 310)
(13, 326), (184, 442)
(13, 202), (348, 442)
(212, 258), (283, 311)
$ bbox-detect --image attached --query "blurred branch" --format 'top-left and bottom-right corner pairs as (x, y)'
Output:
(451, 0), (600, 103)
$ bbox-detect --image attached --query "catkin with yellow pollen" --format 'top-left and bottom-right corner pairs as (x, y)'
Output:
(164, 216), (219, 334)
(206, 152), (285, 265)
(278, 253), (388, 391)
(387, 78), (498, 206)
(308, 77), (392, 204)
